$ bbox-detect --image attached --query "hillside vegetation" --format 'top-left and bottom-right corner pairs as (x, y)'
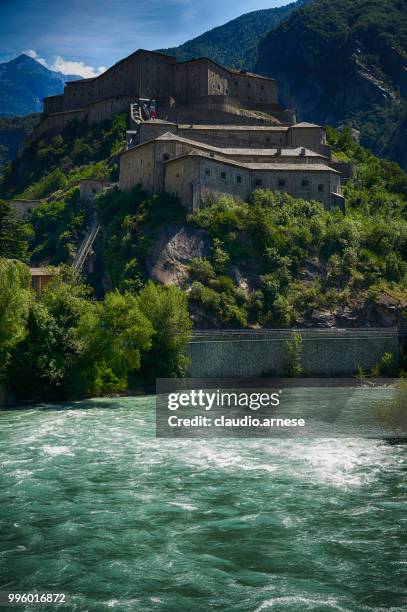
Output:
(255, 0), (407, 168)
(0, 114), (40, 171)
(1, 115), (406, 333)
(158, 0), (311, 70)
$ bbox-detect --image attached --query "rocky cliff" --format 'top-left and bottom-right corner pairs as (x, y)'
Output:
(255, 0), (407, 166)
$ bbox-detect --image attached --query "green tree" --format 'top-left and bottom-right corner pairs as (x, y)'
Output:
(7, 266), (93, 400)
(73, 290), (153, 395)
(138, 281), (192, 379)
(0, 258), (32, 378)
(0, 200), (33, 260)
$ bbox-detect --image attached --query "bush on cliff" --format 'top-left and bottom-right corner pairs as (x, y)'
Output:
(0, 113), (127, 198)
(188, 146), (407, 327)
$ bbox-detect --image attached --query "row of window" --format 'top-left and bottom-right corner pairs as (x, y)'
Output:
(204, 168), (325, 191)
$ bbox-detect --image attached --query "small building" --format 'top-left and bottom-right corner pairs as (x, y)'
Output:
(11, 199), (42, 220)
(79, 179), (111, 203)
(30, 267), (57, 295)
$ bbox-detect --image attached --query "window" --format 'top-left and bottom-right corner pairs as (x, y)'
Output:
(266, 137), (271, 143)
(220, 171), (226, 180)
(162, 153), (170, 161)
(247, 83), (251, 88)
(255, 178), (263, 187)
(302, 179), (310, 187)
(318, 183), (325, 192)
(261, 85), (264, 90)
(235, 81), (238, 86)
(218, 84), (221, 90)
(235, 94), (239, 98)
(260, 98), (263, 102)
(92, 188), (97, 194)
(205, 168), (211, 176)
(278, 179), (286, 187)
(236, 175), (242, 183)
(248, 96), (251, 100)
(176, 173), (180, 178)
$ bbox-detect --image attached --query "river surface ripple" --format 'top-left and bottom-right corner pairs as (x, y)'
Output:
(0, 396), (406, 611)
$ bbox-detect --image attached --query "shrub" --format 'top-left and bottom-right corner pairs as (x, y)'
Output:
(188, 258), (215, 283)
(285, 331), (303, 377)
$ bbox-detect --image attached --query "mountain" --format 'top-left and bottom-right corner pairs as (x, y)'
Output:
(255, 0), (407, 164)
(158, 0), (312, 70)
(0, 114), (40, 172)
(0, 54), (80, 117)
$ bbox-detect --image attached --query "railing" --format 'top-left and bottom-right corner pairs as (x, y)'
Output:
(191, 328), (402, 342)
(72, 222), (101, 273)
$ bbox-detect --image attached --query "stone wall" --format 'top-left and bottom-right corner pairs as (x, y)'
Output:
(187, 329), (402, 377)
(11, 199), (42, 219)
(44, 50), (278, 120)
(24, 109), (88, 148)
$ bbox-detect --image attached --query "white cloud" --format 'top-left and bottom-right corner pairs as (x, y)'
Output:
(25, 49), (48, 67)
(50, 56), (106, 78)
(24, 49), (106, 78)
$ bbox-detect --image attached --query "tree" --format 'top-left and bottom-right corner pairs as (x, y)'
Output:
(0, 258), (32, 378)
(73, 290), (153, 395)
(0, 200), (33, 260)
(138, 281), (192, 379)
(7, 266), (93, 400)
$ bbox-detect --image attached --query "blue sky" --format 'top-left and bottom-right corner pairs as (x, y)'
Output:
(0, 0), (287, 76)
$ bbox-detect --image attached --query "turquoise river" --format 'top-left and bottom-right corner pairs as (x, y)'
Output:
(0, 395), (406, 611)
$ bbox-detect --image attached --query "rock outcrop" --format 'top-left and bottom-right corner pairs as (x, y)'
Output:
(255, 0), (407, 167)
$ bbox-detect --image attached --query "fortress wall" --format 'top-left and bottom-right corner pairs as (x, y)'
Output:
(119, 142), (156, 191)
(174, 59), (211, 100)
(249, 167), (335, 207)
(231, 72), (277, 104)
(87, 96), (134, 123)
(164, 156), (200, 211)
(187, 330), (401, 377)
(63, 80), (94, 111)
(289, 126), (327, 155)
(197, 156), (251, 204)
(44, 95), (64, 114)
(177, 126), (289, 148)
(92, 51), (174, 103)
(139, 122), (177, 143)
(24, 109), (88, 148)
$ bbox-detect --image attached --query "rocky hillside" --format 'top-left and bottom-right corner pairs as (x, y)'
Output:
(158, 0), (312, 70)
(1, 111), (406, 330)
(255, 0), (407, 166)
(0, 54), (80, 117)
(0, 114), (40, 171)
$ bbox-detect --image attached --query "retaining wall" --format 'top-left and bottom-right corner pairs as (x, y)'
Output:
(187, 328), (403, 377)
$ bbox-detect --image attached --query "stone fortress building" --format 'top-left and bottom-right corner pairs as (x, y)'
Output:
(31, 48), (345, 211)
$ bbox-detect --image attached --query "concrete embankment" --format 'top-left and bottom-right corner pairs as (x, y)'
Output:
(187, 328), (405, 377)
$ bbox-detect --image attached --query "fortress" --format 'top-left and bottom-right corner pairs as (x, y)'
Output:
(28, 49), (345, 211)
